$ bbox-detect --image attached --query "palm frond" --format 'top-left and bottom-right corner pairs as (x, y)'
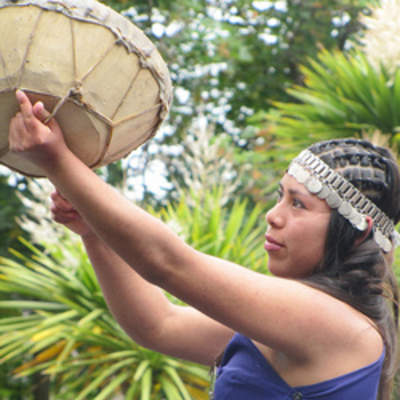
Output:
(263, 49), (400, 166)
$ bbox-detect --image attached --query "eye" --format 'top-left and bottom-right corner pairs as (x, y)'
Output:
(292, 198), (305, 209)
(276, 188), (283, 202)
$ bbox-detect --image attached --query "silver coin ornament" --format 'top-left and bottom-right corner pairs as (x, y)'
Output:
(305, 177), (322, 194)
(326, 191), (341, 209)
(338, 201), (352, 217)
(287, 149), (399, 252)
(316, 186), (330, 200)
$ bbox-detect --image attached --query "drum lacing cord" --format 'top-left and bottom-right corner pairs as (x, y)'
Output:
(43, 89), (74, 124)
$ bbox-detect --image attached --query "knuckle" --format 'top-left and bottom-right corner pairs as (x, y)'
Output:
(24, 117), (37, 130)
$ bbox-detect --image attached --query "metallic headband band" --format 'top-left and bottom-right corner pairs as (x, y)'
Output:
(288, 149), (400, 253)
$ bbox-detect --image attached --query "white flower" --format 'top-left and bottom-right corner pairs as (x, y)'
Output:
(160, 115), (244, 207)
(359, 0), (400, 78)
(16, 178), (79, 247)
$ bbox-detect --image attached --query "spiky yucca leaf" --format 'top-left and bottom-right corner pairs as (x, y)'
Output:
(150, 186), (268, 275)
(264, 49), (400, 170)
(0, 232), (210, 399)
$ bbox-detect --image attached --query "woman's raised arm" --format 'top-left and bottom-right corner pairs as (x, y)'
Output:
(51, 192), (234, 365)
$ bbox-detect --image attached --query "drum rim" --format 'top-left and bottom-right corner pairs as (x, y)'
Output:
(0, 0), (173, 113)
(0, 0), (173, 177)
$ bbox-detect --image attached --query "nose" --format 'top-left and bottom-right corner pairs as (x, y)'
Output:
(266, 202), (285, 228)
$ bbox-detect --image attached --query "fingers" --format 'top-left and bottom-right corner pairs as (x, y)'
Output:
(16, 90), (35, 129)
(32, 101), (51, 123)
(16, 90), (54, 129)
(50, 192), (79, 223)
(11, 90), (49, 147)
(9, 112), (28, 152)
(51, 203), (77, 216)
(51, 206), (80, 225)
(15, 89), (53, 131)
(51, 191), (74, 211)
(16, 90), (32, 116)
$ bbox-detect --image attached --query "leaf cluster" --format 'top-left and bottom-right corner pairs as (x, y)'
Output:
(266, 49), (400, 162)
(150, 187), (268, 274)
(0, 236), (209, 399)
(95, 0), (372, 202)
(241, 47), (400, 202)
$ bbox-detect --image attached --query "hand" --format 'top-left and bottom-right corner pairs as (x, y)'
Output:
(9, 90), (69, 171)
(51, 191), (94, 238)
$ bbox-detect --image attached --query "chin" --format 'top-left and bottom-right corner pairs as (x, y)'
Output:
(268, 264), (314, 279)
(268, 264), (290, 278)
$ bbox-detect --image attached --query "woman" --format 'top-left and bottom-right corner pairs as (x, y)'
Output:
(8, 90), (400, 399)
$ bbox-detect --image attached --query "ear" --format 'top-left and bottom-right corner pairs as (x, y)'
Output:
(354, 216), (373, 247)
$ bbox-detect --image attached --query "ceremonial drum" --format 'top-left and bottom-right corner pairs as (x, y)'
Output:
(0, 0), (172, 177)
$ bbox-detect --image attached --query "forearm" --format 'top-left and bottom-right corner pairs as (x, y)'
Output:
(10, 90), (187, 289)
(82, 232), (175, 347)
(46, 151), (187, 285)
(81, 233), (234, 365)
(50, 190), (233, 364)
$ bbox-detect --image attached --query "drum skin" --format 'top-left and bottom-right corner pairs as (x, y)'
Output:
(0, 0), (172, 177)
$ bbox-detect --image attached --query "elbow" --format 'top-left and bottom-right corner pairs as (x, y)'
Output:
(118, 318), (164, 350)
(140, 241), (193, 290)
(137, 255), (171, 288)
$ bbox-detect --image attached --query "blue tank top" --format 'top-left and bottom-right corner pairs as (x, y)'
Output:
(213, 333), (384, 400)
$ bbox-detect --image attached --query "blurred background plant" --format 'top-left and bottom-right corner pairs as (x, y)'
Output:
(358, 0), (400, 78)
(247, 0), (400, 202)
(158, 115), (250, 207)
(0, 231), (211, 400)
(261, 49), (400, 163)
(91, 0), (374, 203)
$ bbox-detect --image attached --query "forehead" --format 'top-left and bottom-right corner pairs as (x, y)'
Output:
(281, 173), (331, 212)
(281, 173), (306, 191)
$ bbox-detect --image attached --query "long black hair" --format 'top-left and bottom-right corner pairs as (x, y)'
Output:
(302, 138), (400, 399)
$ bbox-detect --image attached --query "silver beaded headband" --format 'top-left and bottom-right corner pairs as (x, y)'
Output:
(288, 149), (400, 253)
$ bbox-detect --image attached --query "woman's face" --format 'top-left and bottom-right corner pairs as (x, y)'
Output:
(265, 173), (331, 278)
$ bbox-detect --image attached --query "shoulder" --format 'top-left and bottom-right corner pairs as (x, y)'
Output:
(253, 286), (384, 385)
(293, 282), (384, 363)
(269, 280), (383, 361)
(339, 307), (384, 364)
(311, 320), (384, 382)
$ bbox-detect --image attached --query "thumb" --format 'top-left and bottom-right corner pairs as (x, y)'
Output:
(32, 101), (51, 123)
(32, 101), (62, 134)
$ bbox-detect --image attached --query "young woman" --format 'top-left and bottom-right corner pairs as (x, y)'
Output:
(8, 90), (400, 399)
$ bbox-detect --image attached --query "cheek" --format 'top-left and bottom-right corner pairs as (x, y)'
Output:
(311, 221), (329, 258)
(292, 218), (329, 263)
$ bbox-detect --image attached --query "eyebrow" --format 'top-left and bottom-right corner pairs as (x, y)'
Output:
(279, 182), (311, 198)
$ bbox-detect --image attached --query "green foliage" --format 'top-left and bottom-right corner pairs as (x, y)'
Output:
(0, 361), (34, 400)
(269, 49), (400, 148)
(103, 0), (369, 123)
(150, 187), (268, 274)
(0, 188), (267, 398)
(0, 236), (209, 399)
(243, 48), (400, 202)
(96, 0), (372, 202)
(99, 0), (136, 12)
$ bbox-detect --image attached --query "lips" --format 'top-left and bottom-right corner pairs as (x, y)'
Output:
(264, 234), (284, 251)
